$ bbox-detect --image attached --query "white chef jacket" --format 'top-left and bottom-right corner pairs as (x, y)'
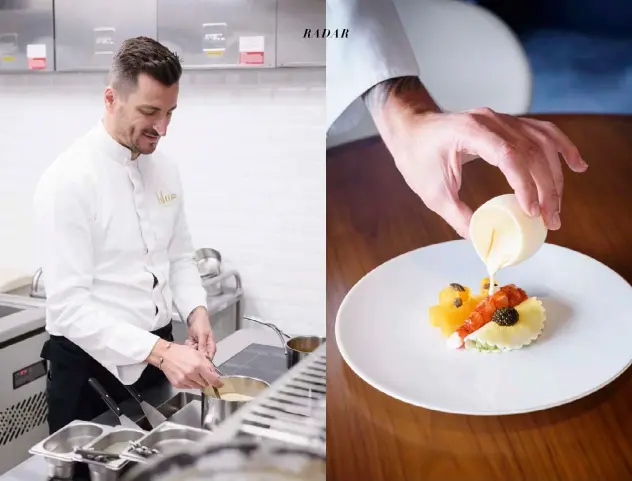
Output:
(33, 121), (207, 385)
(326, 0), (421, 133)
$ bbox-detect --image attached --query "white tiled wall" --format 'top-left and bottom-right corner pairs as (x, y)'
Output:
(0, 68), (326, 336)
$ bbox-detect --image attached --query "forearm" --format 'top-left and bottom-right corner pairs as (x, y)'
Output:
(363, 76), (441, 142)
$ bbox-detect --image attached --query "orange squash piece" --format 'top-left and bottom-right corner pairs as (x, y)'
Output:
(438, 283), (471, 306)
(430, 283), (482, 337)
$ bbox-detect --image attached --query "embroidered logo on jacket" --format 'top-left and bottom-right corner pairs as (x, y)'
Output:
(157, 191), (177, 205)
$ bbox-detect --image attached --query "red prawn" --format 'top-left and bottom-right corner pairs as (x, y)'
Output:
(456, 284), (527, 341)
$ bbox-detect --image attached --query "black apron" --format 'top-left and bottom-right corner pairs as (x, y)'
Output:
(40, 321), (173, 435)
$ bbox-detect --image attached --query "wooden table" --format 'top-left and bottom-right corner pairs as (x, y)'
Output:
(326, 115), (632, 481)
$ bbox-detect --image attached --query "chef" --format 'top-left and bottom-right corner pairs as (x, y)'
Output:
(33, 36), (222, 434)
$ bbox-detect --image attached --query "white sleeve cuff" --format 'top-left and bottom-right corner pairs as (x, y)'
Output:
(174, 287), (208, 324)
(326, 0), (421, 131)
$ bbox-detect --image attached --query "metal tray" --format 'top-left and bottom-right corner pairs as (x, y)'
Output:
(28, 420), (111, 479)
(120, 422), (212, 464)
(72, 427), (145, 470)
(30, 420), (108, 461)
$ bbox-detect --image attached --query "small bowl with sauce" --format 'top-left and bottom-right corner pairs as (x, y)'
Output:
(201, 375), (270, 430)
(470, 193), (547, 290)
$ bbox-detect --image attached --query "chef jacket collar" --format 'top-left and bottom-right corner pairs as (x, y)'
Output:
(94, 119), (147, 165)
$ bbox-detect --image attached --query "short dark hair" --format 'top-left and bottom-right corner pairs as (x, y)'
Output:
(108, 36), (182, 92)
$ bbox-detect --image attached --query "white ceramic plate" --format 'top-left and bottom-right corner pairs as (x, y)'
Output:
(335, 240), (632, 415)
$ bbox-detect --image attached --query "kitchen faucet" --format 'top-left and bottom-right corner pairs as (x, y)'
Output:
(30, 268), (45, 298)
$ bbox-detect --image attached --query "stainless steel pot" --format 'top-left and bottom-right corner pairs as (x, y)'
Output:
(200, 375), (270, 430)
(285, 336), (326, 369)
(243, 315), (326, 369)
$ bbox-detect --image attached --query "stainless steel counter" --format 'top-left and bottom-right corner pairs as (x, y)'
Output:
(0, 328), (282, 481)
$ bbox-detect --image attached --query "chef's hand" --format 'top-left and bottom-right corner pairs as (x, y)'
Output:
(186, 307), (217, 360)
(363, 76), (589, 238)
(149, 339), (222, 390)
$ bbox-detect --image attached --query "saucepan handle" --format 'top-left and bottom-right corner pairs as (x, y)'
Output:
(243, 315), (290, 355)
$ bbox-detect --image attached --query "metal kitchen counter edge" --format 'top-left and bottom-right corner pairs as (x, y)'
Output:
(0, 327), (282, 481)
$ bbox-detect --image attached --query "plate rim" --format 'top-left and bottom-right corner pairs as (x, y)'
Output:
(334, 240), (632, 415)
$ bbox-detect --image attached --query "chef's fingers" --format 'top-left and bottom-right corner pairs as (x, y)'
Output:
(456, 109), (539, 217)
(210, 372), (223, 388)
(198, 364), (223, 388)
(521, 118), (587, 172)
(185, 380), (204, 390)
(178, 369), (207, 390)
(195, 331), (208, 352)
(190, 375), (208, 390)
(530, 127), (565, 213)
(518, 122), (563, 228)
(418, 147), (472, 238)
(426, 193), (473, 239)
(206, 337), (217, 361)
(527, 154), (559, 229)
(478, 112), (559, 228)
(171, 375), (202, 390)
(176, 365), (207, 390)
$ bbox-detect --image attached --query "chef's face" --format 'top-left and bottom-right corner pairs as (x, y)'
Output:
(106, 73), (178, 158)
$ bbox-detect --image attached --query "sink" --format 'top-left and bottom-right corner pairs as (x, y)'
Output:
(0, 289), (46, 309)
(5, 285), (32, 297)
(0, 305), (23, 318)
